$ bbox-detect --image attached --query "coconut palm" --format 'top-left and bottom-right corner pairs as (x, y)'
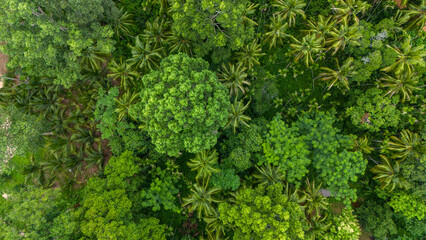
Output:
(128, 36), (163, 72)
(243, 2), (258, 27)
(290, 34), (323, 67)
(167, 33), (193, 56)
(108, 57), (140, 91)
(387, 129), (424, 160)
(114, 90), (140, 121)
(218, 63), (249, 97)
(379, 72), (420, 102)
(264, 15), (289, 49)
(301, 179), (329, 217)
(272, 0), (306, 27)
(113, 8), (135, 38)
(352, 135), (374, 155)
(182, 182), (222, 219)
(370, 155), (410, 192)
(382, 36), (425, 75)
(331, 0), (371, 24)
(142, 17), (172, 48)
(253, 163), (285, 187)
(187, 149), (220, 181)
(319, 58), (355, 92)
(326, 19), (361, 55)
(304, 15), (335, 44)
(235, 39), (265, 70)
(80, 47), (111, 72)
(225, 98), (252, 133)
(400, 1), (426, 31)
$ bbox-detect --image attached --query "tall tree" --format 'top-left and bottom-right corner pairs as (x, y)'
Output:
(0, 0), (119, 87)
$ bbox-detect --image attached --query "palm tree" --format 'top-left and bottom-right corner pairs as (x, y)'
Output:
(108, 57), (140, 91)
(115, 90), (140, 121)
(301, 179), (329, 217)
(387, 129), (424, 160)
(400, 1), (426, 31)
(351, 135), (374, 155)
(128, 36), (163, 72)
(326, 19), (361, 55)
(218, 63), (249, 97)
(379, 72), (420, 102)
(167, 34), (193, 56)
(263, 15), (289, 49)
(242, 2), (258, 27)
(142, 17), (172, 48)
(235, 39), (265, 70)
(272, 0), (306, 27)
(253, 163), (285, 186)
(319, 58), (355, 92)
(331, 0), (371, 24)
(382, 36), (425, 75)
(304, 15), (335, 44)
(182, 182), (222, 219)
(204, 210), (226, 240)
(370, 155), (410, 192)
(32, 87), (64, 119)
(113, 8), (135, 38)
(80, 47), (111, 72)
(225, 98), (252, 133)
(290, 34), (323, 67)
(187, 149), (220, 181)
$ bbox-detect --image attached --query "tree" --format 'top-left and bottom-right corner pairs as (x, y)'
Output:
(386, 129), (424, 160)
(107, 57), (140, 91)
(304, 15), (335, 43)
(169, 0), (255, 62)
(326, 19), (361, 55)
(187, 149), (220, 181)
(379, 72), (420, 103)
(332, 0), (371, 24)
(142, 17), (171, 48)
(301, 179), (329, 217)
(261, 115), (310, 185)
(225, 98), (252, 133)
(272, 0), (306, 27)
(128, 36), (163, 72)
(319, 58), (355, 92)
(218, 183), (307, 239)
(382, 36), (425, 75)
(218, 63), (250, 97)
(0, 0), (119, 87)
(235, 39), (265, 70)
(290, 34), (323, 67)
(399, 1), (426, 31)
(182, 182), (222, 219)
(370, 155), (410, 192)
(264, 16), (289, 49)
(129, 53), (229, 156)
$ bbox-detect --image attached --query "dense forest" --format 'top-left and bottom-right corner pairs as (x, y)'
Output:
(0, 0), (424, 239)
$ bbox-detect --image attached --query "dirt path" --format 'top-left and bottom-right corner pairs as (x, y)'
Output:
(0, 49), (8, 89)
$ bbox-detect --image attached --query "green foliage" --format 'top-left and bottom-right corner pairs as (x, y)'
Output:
(218, 183), (307, 239)
(387, 129), (424, 160)
(272, 0), (306, 27)
(187, 149), (220, 181)
(141, 166), (181, 213)
(0, 106), (45, 168)
(0, 187), (66, 239)
(356, 200), (398, 240)
(225, 98), (252, 133)
(182, 182), (222, 219)
(130, 53), (229, 156)
(262, 115), (310, 185)
(346, 88), (401, 132)
(389, 193), (425, 220)
(211, 168), (240, 191)
(324, 208), (361, 240)
(0, 0), (118, 87)
(294, 112), (367, 203)
(169, 0), (255, 62)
